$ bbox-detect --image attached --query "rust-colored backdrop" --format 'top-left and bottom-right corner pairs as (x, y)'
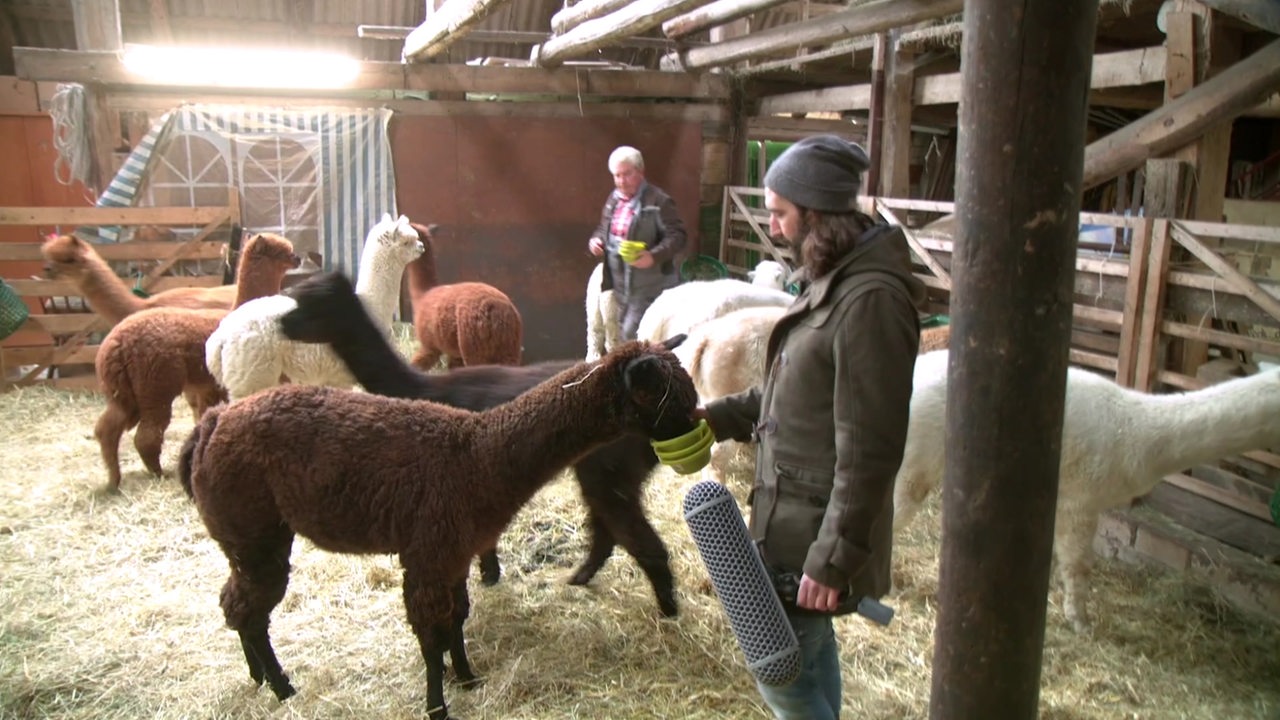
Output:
(391, 115), (704, 362)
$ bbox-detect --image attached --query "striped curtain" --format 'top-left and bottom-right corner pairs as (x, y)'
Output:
(83, 105), (397, 276)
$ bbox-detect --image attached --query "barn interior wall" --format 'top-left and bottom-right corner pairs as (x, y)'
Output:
(390, 114), (705, 361)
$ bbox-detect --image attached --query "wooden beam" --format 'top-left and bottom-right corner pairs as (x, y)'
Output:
(865, 32), (889, 196)
(147, 0), (172, 43)
(403, 0), (519, 62)
(747, 116), (866, 142)
(734, 37), (873, 76)
(14, 48), (731, 100)
(550, 0), (634, 35)
(661, 0), (964, 71)
(359, 25), (688, 50)
(1197, 0), (1280, 34)
(1082, 38), (1280, 190)
(882, 31), (915, 198)
(755, 46), (1168, 114)
(70, 0), (121, 52)
(532, 0), (710, 68)
(662, 0), (789, 39)
(0, 206), (234, 228)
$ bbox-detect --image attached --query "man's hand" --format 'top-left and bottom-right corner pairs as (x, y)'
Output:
(795, 574), (841, 612)
(588, 237), (604, 257)
(629, 250), (655, 269)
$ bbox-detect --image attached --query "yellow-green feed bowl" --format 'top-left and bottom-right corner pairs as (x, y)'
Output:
(651, 419), (711, 454)
(658, 431), (714, 465)
(667, 445), (713, 475)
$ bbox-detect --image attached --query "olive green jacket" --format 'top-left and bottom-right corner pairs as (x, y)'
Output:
(705, 223), (926, 606)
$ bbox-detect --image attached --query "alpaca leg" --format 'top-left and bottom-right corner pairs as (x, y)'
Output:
(218, 532), (296, 700)
(448, 581), (478, 686)
(476, 547), (501, 587)
(182, 388), (202, 422)
(575, 465), (678, 617)
(403, 567), (458, 720)
(1054, 514), (1099, 634)
(892, 469), (935, 535)
(133, 402), (173, 478)
(94, 401), (137, 491)
(568, 510), (617, 587)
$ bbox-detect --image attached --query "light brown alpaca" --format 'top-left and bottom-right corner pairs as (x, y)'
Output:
(41, 233), (238, 325)
(93, 233), (298, 490)
(405, 222), (523, 369)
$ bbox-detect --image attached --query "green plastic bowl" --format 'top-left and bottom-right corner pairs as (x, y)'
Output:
(651, 419), (711, 454)
(667, 445), (713, 475)
(656, 428), (714, 464)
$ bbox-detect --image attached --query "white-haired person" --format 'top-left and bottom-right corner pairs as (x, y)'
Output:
(587, 145), (688, 341)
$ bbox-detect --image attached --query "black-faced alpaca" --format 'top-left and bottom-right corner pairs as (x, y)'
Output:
(94, 233), (299, 490)
(405, 222), (523, 369)
(178, 339), (699, 720)
(278, 270), (686, 616)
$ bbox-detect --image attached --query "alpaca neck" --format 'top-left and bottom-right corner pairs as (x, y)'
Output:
(324, 302), (425, 399)
(232, 263), (288, 309)
(73, 251), (147, 324)
(354, 253), (406, 334)
(473, 364), (628, 516)
(1130, 370), (1280, 481)
(406, 249), (438, 298)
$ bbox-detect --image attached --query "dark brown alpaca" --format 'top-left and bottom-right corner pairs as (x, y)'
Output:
(94, 233), (298, 490)
(178, 340), (700, 720)
(279, 270), (687, 614)
(41, 233), (238, 324)
(404, 223), (523, 369)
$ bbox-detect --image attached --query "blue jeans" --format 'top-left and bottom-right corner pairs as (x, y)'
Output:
(756, 611), (841, 720)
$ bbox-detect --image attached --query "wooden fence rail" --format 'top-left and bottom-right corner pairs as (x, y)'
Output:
(0, 195), (240, 391)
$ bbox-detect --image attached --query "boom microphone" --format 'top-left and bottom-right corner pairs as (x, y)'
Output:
(683, 480), (801, 686)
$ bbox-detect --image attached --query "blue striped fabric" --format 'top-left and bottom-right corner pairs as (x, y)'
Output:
(82, 105), (398, 277)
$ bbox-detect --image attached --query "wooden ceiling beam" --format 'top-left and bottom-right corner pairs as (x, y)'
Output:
(147, 0), (172, 43)
(662, 0), (790, 39)
(550, 0), (633, 35)
(13, 47), (732, 100)
(532, 0), (711, 68)
(660, 0), (964, 71)
(1196, 0), (1280, 35)
(402, 0), (518, 61)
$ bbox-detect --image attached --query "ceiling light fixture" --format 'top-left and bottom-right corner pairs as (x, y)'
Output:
(121, 44), (362, 89)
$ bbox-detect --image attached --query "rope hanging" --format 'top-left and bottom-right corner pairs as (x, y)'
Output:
(49, 83), (93, 188)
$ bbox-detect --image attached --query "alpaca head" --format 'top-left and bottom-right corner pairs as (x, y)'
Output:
(748, 260), (788, 290)
(593, 336), (699, 443)
(41, 234), (95, 279)
(360, 213), (424, 270)
(239, 232), (301, 274)
(278, 271), (359, 343)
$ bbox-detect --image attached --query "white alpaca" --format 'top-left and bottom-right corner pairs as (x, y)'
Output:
(206, 214), (423, 400)
(636, 276), (793, 345)
(584, 263), (622, 362)
(673, 305), (785, 482)
(893, 350), (1280, 632)
(747, 260), (788, 290)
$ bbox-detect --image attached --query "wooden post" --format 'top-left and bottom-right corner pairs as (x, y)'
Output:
(930, 1), (1098, 718)
(865, 32), (889, 196)
(1116, 216), (1154, 387)
(882, 30), (915, 198)
(70, 0), (122, 195)
(659, 0), (963, 72)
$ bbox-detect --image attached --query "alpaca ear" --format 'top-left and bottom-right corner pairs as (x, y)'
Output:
(381, 212), (392, 224)
(660, 333), (687, 351)
(622, 354), (667, 394)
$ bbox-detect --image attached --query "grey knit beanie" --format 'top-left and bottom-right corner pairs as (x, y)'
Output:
(764, 134), (870, 212)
